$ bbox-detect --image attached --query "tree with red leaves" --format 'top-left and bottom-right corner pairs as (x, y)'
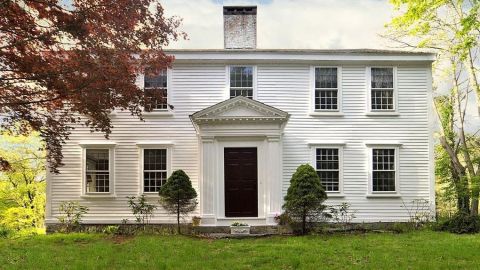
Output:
(0, 0), (185, 172)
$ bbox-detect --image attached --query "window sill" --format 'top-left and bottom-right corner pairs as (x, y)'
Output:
(309, 112), (344, 117)
(365, 112), (400, 117)
(326, 193), (345, 198)
(366, 193), (401, 198)
(140, 193), (160, 198)
(142, 111), (174, 118)
(81, 194), (117, 199)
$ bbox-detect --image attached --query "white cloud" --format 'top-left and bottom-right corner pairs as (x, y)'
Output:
(162, 0), (394, 49)
(161, 0), (480, 129)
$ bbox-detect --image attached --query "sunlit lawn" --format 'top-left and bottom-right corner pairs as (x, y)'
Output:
(1, 231), (479, 269)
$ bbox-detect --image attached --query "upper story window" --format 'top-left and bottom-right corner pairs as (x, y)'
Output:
(315, 148), (340, 192)
(372, 148), (396, 192)
(143, 149), (168, 193)
(229, 66), (253, 99)
(370, 67), (395, 111)
(315, 67), (339, 111)
(85, 149), (111, 193)
(144, 69), (168, 110)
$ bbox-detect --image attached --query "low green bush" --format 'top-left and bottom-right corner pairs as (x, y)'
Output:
(0, 226), (11, 238)
(102, 225), (120, 235)
(435, 213), (480, 234)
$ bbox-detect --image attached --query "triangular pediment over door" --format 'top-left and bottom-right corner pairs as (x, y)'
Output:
(190, 96), (289, 124)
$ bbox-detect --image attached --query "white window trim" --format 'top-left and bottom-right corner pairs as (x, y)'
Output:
(366, 66), (398, 114)
(137, 142), (173, 196)
(310, 66), (343, 115)
(79, 142), (116, 197)
(309, 142), (345, 197)
(226, 65), (257, 100)
(365, 143), (401, 197)
(142, 68), (173, 116)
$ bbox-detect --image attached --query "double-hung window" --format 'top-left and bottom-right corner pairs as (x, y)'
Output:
(315, 67), (339, 111)
(229, 66), (254, 99)
(371, 148), (396, 192)
(315, 148), (340, 192)
(370, 67), (395, 111)
(142, 149), (168, 193)
(85, 149), (111, 193)
(144, 69), (168, 110)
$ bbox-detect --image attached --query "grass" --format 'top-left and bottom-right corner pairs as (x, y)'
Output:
(0, 231), (479, 269)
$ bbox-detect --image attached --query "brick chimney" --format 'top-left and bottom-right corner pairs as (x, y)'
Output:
(223, 6), (257, 49)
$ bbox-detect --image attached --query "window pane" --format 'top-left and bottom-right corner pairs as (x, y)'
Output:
(315, 89), (338, 110)
(372, 149), (395, 171)
(372, 149), (396, 192)
(230, 88), (253, 99)
(145, 88), (168, 110)
(315, 68), (337, 89)
(86, 172), (110, 193)
(371, 68), (393, 89)
(230, 66), (253, 88)
(143, 149), (167, 192)
(316, 148), (339, 192)
(144, 69), (168, 110)
(371, 89), (394, 110)
(85, 149), (109, 193)
(144, 69), (167, 88)
(86, 149), (109, 171)
(317, 171), (340, 192)
(372, 171), (396, 191)
(144, 171), (167, 193)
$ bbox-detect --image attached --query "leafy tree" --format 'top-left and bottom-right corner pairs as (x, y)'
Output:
(0, 132), (45, 234)
(0, 0), (185, 172)
(386, 0), (480, 215)
(283, 164), (327, 235)
(158, 170), (197, 234)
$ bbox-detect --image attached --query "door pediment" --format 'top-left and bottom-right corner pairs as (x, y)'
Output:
(190, 96), (289, 124)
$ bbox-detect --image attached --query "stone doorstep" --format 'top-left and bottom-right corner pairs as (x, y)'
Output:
(192, 225), (287, 234)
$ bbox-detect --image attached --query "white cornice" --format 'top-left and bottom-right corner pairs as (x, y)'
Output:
(165, 49), (435, 63)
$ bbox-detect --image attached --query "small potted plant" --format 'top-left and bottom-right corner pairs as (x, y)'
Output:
(230, 221), (250, 235)
(274, 213), (281, 224)
(192, 216), (201, 226)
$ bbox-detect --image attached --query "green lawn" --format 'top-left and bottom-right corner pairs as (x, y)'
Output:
(1, 231), (479, 269)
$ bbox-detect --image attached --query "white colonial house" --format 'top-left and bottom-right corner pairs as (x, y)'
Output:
(45, 6), (436, 227)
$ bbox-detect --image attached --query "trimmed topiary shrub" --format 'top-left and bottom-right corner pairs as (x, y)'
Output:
(159, 170), (197, 234)
(436, 213), (480, 234)
(283, 164), (328, 235)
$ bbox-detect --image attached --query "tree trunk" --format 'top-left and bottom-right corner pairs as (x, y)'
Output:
(471, 176), (479, 215)
(449, 160), (470, 214)
(302, 209), (306, 235)
(177, 198), (181, 234)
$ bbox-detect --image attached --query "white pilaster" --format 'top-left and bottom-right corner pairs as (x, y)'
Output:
(266, 135), (282, 224)
(200, 136), (216, 225)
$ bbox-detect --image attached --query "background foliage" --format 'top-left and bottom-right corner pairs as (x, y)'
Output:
(0, 132), (46, 236)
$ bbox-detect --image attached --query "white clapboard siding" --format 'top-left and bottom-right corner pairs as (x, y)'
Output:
(46, 61), (433, 224)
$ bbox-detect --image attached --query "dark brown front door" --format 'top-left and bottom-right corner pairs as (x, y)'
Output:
(224, 147), (258, 217)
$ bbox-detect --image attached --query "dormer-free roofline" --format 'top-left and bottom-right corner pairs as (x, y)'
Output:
(163, 48), (436, 63)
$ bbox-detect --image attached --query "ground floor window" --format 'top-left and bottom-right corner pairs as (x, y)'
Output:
(372, 148), (396, 192)
(143, 149), (168, 193)
(315, 148), (340, 192)
(85, 149), (110, 193)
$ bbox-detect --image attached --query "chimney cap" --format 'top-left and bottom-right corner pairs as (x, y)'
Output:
(223, 6), (257, 15)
